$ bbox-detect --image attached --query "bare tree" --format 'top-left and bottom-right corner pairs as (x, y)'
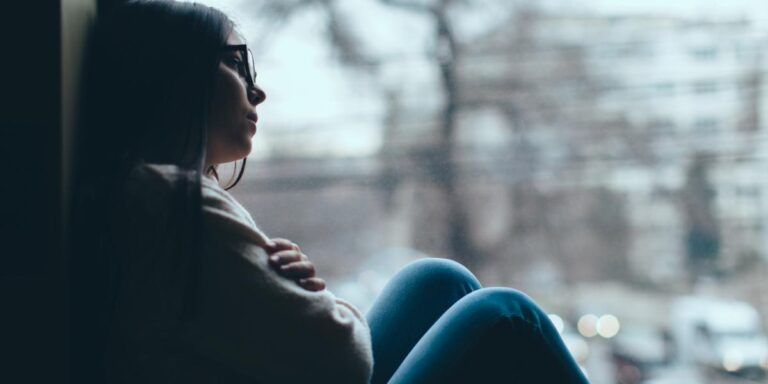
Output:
(379, 0), (483, 269)
(242, 1), (638, 281)
(453, 8), (640, 283)
(244, 0), (376, 69)
(681, 152), (721, 284)
(245, 0), (485, 268)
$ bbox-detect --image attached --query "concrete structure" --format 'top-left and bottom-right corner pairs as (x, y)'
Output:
(456, 13), (768, 286)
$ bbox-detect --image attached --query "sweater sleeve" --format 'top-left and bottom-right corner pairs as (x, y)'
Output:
(179, 178), (374, 384)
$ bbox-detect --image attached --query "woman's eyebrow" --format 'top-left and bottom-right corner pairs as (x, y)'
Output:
(221, 47), (244, 59)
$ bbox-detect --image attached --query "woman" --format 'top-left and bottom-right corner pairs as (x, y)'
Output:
(69, 1), (590, 383)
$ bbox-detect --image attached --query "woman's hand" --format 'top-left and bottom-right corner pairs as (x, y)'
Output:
(264, 238), (326, 292)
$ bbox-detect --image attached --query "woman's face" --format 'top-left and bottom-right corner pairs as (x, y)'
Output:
(206, 32), (266, 166)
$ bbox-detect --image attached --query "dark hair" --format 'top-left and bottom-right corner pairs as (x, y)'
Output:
(69, 1), (237, 382)
(76, 0), (233, 173)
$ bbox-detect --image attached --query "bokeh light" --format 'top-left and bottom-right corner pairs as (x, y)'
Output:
(548, 314), (565, 334)
(596, 314), (620, 338)
(723, 350), (744, 372)
(577, 314), (599, 338)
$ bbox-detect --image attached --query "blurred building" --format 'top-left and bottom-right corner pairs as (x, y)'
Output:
(453, 12), (768, 287)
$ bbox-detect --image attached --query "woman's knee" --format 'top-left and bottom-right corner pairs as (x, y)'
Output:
(397, 258), (482, 294)
(458, 287), (546, 325)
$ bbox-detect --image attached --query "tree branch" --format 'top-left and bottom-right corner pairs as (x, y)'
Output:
(379, 0), (433, 13)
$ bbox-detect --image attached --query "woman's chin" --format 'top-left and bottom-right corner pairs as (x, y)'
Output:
(230, 137), (252, 160)
(215, 148), (251, 165)
(240, 140), (253, 157)
(234, 145), (252, 162)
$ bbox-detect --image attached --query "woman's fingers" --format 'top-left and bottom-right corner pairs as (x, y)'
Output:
(266, 238), (300, 253)
(268, 250), (308, 267)
(298, 277), (326, 292)
(265, 243), (320, 291)
(276, 260), (316, 279)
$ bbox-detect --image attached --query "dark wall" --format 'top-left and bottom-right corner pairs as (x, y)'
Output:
(1, 0), (65, 382)
(1, 0), (123, 382)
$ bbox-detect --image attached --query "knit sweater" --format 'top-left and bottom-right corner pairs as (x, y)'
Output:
(110, 163), (373, 383)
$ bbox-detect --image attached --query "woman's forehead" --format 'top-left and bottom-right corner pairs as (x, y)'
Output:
(226, 31), (246, 45)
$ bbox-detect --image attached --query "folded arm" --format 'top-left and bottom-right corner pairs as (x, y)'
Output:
(179, 185), (373, 384)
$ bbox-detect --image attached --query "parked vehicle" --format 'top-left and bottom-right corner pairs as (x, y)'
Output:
(670, 296), (768, 379)
(610, 325), (670, 384)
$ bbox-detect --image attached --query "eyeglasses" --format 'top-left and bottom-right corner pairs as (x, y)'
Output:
(221, 44), (256, 88)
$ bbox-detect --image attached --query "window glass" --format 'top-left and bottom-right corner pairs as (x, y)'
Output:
(195, 1), (768, 382)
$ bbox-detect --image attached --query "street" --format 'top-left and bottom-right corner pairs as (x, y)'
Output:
(582, 338), (767, 384)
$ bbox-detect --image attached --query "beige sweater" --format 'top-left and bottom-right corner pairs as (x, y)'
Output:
(111, 163), (373, 383)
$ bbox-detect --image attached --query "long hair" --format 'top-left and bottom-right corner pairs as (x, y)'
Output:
(69, 1), (235, 382)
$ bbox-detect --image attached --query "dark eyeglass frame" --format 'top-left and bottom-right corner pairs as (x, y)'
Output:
(221, 44), (256, 88)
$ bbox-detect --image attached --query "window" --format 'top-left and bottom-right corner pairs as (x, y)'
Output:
(693, 117), (719, 133)
(649, 118), (676, 135)
(693, 80), (718, 94)
(690, 46), (719, 61)
(654, 82), (676, 96)
(194, 1), (768, 382)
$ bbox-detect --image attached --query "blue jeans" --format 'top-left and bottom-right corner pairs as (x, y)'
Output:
(366, 258), (590, 384)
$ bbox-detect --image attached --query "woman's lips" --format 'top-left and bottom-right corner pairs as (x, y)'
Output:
(246, 112), (258, 134)
(246, 113), (258, 134)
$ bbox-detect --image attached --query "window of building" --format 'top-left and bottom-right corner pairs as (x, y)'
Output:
(690, 46), (719, 61)
(693, 80), (719, 94)
(693, 117), (720, 134)
(654, 82), (676, 96)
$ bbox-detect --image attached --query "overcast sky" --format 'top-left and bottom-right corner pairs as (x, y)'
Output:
(192, 0), (768, 157)
(561, 0), (768, 21)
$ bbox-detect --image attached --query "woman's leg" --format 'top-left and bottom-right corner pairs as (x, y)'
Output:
(366, 258), (482, 384)
(388, 287), (590, 384)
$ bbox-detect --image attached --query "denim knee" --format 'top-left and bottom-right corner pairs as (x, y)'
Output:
(456, 287), (546, 327)
(398, 258), (482, 295)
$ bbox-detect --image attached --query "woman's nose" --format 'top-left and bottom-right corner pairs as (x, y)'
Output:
(248, 84), (266, 106)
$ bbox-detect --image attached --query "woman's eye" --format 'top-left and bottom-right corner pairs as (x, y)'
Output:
(225, 57), (242, 67)
(224, 58), (247, 76)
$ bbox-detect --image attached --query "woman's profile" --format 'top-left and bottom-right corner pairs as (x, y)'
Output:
(68, 1), (591, 383)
